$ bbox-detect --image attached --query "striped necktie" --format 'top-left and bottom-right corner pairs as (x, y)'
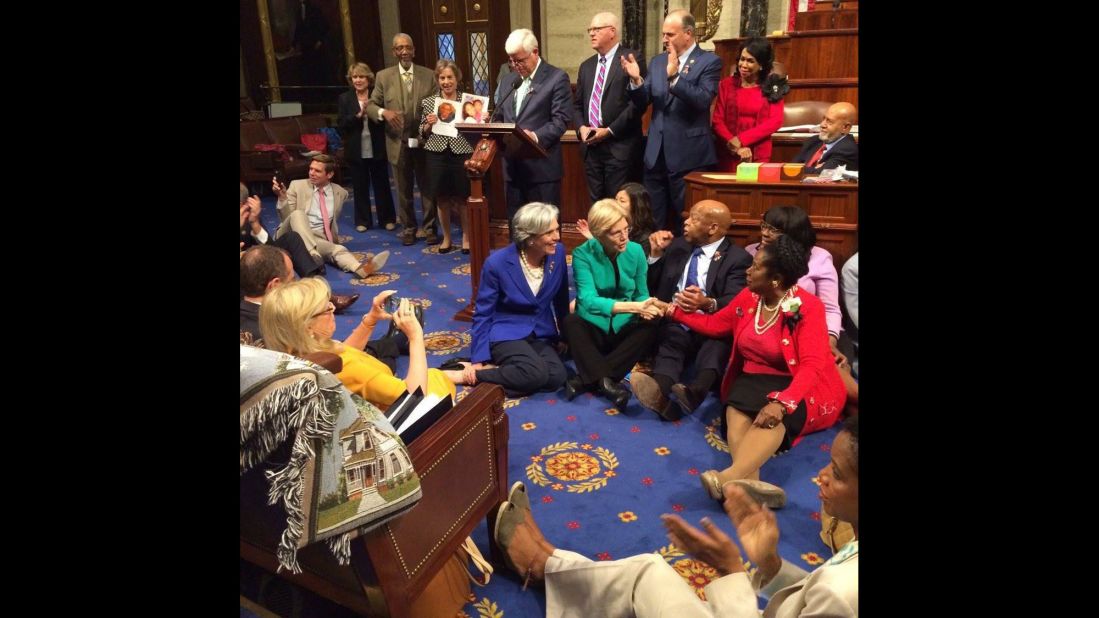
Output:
(589, 56), (607, 127)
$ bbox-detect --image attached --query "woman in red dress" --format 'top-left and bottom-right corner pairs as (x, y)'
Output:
(711, 37), (785, 171)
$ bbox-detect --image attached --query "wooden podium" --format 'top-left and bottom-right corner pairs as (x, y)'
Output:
(451, 122), (547, 321)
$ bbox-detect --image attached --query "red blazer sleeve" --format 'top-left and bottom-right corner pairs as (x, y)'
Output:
(711, 78), (735, 143)
(671, 287), (750, 337)
(737, 98), (784, 148)
(769, 292), (834, 412)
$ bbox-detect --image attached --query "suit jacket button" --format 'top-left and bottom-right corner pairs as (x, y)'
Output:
(781, 338), (790, 345)
(788, 358), (797, 365)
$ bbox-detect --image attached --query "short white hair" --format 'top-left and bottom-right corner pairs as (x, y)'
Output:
(591, 12), (620, 30)
(512, 202), (559, 247)
(505, 29), (538, 55)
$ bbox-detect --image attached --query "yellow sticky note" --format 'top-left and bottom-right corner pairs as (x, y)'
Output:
(736, 162), (761, 182)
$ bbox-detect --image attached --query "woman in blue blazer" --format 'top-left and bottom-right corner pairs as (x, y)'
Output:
(443, 203), (570, 396)
(564, 199), (661, 411)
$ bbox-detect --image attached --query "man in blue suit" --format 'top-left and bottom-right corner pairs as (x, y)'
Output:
(622, 9), (721, 233)
(497, 29), (573, 224)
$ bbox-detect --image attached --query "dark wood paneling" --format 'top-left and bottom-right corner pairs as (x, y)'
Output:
(240, 0), (266, 107)
(685, 174), (858, 266)
(714, 30), (857, 107)
(795, 8), (858, 31)
(349, 0), (384, 74)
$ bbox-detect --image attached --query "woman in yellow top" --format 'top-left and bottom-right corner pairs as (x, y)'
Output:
(260, 277), (455, 408)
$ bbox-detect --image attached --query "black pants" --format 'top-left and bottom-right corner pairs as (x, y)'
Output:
(583, 144), (632, 204)
(270, 231), (324, 278)
(348, 155), (395, 228)
(365, 330), (408, 374)
(563, 313), (659, 385)
(476, 336), (567, 397)
(651, 321), (732, 389)
(506, 177), (560, 228)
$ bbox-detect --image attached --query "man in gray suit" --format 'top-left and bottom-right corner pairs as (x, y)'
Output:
(367, 34), (439, 246)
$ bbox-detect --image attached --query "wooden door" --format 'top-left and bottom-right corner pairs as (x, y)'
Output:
(402, 0), (512, 98)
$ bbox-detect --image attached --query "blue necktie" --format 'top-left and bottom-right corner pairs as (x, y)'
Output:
(684, 247), (703, 289)
(681, 247), (704, 329)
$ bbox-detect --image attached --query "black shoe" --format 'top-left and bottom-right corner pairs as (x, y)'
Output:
(462, 248), (470, 255)
(563, 376), (588, 401)
(599, 377), (630, 412)
(671, 383), (705, 416)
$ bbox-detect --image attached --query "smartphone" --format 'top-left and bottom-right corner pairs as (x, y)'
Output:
(585, 129), (598, 141)
(384, 296), (402, 315)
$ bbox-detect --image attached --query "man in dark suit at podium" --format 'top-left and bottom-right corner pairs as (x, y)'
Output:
(621, 9), (721, 233)
(574, 12), (645, 203)
(632, 200), (751, 420)
(497, 28), (573, 223)
(793, 102), (858, 173)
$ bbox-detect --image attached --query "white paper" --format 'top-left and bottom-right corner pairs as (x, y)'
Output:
(395, 393), (449, 434)
(407, 137), (420, 148)
(431, 99), (459, 137)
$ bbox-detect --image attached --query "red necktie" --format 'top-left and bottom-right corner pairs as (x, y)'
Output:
(806, 143), (827, 168)
(317, 188), (334, 241)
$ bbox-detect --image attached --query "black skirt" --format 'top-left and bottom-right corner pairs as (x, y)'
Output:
(424, 149), (471, 199)
(726, 373), (807, 453)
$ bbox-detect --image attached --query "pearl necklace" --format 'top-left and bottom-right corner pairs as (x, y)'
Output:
(519, 250), (544, 280)
(755, 288), (792, 335)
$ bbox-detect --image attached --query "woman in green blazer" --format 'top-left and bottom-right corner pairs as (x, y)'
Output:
(564, 199), (661, 411)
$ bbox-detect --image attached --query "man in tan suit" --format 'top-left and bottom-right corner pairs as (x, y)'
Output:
(273, 155), (389, 278)
(367, 33), (439, 246)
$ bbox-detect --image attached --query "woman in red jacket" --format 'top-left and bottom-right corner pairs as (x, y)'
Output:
(669, 234), (845, 507)
(711, 37), (785, 171)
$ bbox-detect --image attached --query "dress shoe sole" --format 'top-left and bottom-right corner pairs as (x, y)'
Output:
(671, 383), (704, 416)
(727, 479), (787, 509)
(384, 223), (396, 231)
(631, 373), (679, 420)
(508, 481), (530, 512)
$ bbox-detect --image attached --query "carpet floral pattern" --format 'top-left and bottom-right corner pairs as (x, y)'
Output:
(246, 196), (843, 616)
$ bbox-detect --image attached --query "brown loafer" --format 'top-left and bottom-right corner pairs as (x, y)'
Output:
(425, 231), (441, 246)
(401, 230), (416, 246)
(671, 383), (705, 416)
(331, 293), (360, 313)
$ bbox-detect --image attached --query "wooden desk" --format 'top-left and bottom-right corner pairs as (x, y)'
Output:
(684, 172), (858, 266)
(241, 384), (509, 617)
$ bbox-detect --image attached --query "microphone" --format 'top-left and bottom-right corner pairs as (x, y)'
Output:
(490, 75), (524, 122)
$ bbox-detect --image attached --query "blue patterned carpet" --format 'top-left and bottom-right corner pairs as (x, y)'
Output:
(244, 194), (841, 617)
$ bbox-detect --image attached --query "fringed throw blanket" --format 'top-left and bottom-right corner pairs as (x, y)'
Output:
(240, 345), (423, 573)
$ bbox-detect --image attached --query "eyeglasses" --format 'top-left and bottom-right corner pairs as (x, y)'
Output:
(508, 53), (532, 67)
(311, 302), (335, 318)
(606, 226), (632, 239)
(586, 25), (613, 35)
(760, 221), (782, 234)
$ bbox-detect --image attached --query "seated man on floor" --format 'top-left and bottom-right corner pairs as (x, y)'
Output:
(632, 200), (751, 420)
(240, 245), (408, 371)
(792, 102), (858, 174)
(240, 182), (359, 313)
(272, 154), (390, 280)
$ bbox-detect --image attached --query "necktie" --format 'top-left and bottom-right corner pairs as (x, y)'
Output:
(684, 247), (703, 289)
(806, 143), (827, 168)
(402, 71), (412, 94)
(681, 247), (704, 328)
(317, 187), (333, 242)
(589, 56), (606, 127)
(515, 77), (531, 114)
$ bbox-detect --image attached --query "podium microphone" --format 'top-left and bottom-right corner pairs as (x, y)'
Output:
(490, 75), (524, 122)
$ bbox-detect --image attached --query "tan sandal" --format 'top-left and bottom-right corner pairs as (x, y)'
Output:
(700, 470), (723, 501)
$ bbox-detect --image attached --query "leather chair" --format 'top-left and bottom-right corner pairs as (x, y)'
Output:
(239, 115), (344, 192)
(782, 100), (831, 128)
